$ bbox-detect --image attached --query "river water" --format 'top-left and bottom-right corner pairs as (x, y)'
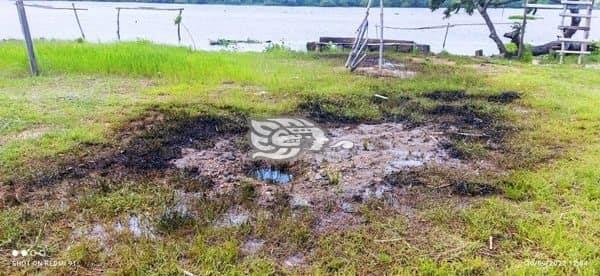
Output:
(1, 1), (598, 55)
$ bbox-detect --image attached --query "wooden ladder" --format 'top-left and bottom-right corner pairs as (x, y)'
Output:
(558, 1), (594, 64)
(524, 0), (595, 64)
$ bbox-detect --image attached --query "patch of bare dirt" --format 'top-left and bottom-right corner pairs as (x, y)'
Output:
(354, 57), (419, 79)
(169, 122), (497, 232)
(0, 126), (51, 145)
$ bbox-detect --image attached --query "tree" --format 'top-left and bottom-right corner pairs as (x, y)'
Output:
(430, 0), (521, 56)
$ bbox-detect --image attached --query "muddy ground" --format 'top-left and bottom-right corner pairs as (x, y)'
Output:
(0, 90), (521, 267)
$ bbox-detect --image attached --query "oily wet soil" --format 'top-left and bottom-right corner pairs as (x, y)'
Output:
(3, 90), (520, 234)
(4, 107), (248, 188)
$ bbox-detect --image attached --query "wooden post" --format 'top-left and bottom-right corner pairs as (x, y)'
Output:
(379, 0), (384, 70)
(116, 8), (121, 40)
(518, 0), (527, 58)
(442, 22), (450, 49)
(176, 11), (181, 44)
(15, 0), (39, 76)
(72, 3), (85, 40)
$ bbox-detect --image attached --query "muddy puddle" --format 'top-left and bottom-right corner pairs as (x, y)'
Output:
(169, 122), (475, 224)
(253, 168), (293, 184)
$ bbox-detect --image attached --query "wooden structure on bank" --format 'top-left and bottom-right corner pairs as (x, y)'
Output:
(523, 0), (595, 64)
(307, 37), (430, 54)
(342, 0), (387, 71)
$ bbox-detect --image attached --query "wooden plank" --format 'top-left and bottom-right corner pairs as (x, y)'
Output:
(558, 25), (591, 31)
(524, 4), (563, 9)
(559, 38), (593, 43)
(319, 37), (413, 44)
(309, 41), (429, 53)
(560, 1), (593, 5)
(556, 50), (591, 54)
(115, 7), (184, 11)
(559, 13), (593, 18)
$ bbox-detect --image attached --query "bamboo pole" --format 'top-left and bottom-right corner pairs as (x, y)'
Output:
(379, 0), (383, 70)
(15, 0), (39, 76)
(177, 9), (182, 43)
(116, 8), (121, 40)
(442, 22), (450, 49)
(72, 3), (85, 40)
(22, 3), (87, 10)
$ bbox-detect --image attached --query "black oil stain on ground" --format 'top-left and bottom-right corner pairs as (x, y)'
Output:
(424, 90), (468, 102)
(487, 91), (520, 104)
(16, 106), (248, 187)
(453, 180), (499, 196)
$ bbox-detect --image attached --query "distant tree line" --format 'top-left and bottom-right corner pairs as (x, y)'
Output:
(62, 0), (526, 8)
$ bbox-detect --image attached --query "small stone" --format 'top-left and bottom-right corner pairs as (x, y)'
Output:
(215, 208), (250, 227)
(290, 195), (311, 209)
(340, 202), (355, 213)
(89, 224), (108, 245)
(284, 253), (306, 267)
(223, 152), (236, 161)
(241, 239), (265, 255)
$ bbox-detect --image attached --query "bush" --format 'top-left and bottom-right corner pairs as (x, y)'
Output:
(505, 43), (518, 56)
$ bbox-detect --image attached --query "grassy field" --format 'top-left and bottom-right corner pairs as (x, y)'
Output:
(0, 40), (598, 274)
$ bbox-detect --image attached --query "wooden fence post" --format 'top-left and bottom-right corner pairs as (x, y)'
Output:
(442, 22), (450, 49)
(378, 0), (384, 70)
(72, 3), (85, 40)
(177, 9), (182, 43)
(15, 0), (39, 76)
(116, 8), (121, 40)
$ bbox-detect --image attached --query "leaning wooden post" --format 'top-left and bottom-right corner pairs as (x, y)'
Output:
(442, 22), (450, 49)
(378, 0), (384, 70)
(517, 0), (527, 58)
(177, 9), (182, 44)
(72, 3), (86, 40)
(116, 8), (121, 40)
(15, 0), (39, 76)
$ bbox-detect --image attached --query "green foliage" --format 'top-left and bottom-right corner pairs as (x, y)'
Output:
(430, 0), (523, 16)
(508, 15), (541, 20)
(79, 188), (150, 218)
(157, 205), (195, 233)
(62, 240), (103, 268)
(174, 14), (182, 25)
(263, 41), (291, 53)
(191, 236), (241, 272)
(505, 42), (518, 56)
(325, 169), (341, 185)
(521, 44), (533, 62)
(0, 209), (24, 248)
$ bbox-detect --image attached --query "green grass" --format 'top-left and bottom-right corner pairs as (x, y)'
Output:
(0, 40), (599, 274)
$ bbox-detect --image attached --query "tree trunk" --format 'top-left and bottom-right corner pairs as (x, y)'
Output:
(477, 4), (507, 56)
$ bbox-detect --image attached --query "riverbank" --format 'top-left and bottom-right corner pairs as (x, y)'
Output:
(4, 2), (597, 55)
(0, 40), (599, 274)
